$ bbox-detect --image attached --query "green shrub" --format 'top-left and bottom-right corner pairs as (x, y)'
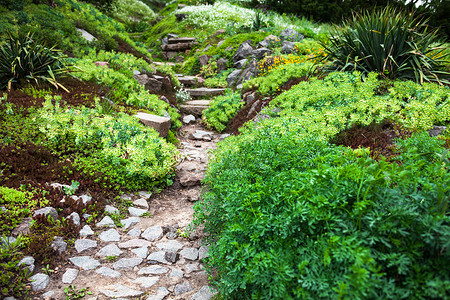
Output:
(194, 118), (450, 299)
(0, 237), (29, 299)
(323, 7), (450, 84)
(0, 31), (69, 91)
(203, 90), (243, 132)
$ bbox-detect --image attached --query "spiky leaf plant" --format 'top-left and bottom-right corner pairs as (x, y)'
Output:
(323, 7), (449, 85)
(0, 31), (69, 91)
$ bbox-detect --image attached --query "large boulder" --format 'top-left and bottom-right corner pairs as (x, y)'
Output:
(258, 35), (279, 48)
(236, 58), (258, 86)
(252, 47), (272, 59)
(280, 28), (304, 42)
(232, 42), (254, 63)
(226, 69), (242, 87)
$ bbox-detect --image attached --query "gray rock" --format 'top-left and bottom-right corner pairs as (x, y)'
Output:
(166, 231), (179, 239)
(79, 225), (94, 237)
(127, 228), (142, 237)
(133, 70), (141, 76)
(180, 174), (204, 187)
(142, 226), (163, 241)
(11, 217), (32, 236)
(113, 257), (143, 270)
(105, 205), (119, 214)
(68, 212), (80, 226)
(131, 246), (149, 258)
(170, 268), (184, 278)
(138, 191), (152, 199)
(42, 291), (55, 299)
(428, 125), (447, 137)
(147, 250), (169, 264)
(33, 207), (58, 221)
(135, 112), (171, 138)
(139, 265), (169, 275)
(281, 41), (296, 54)
(99, 284), (144, 298)
(69, 256), (100, 270)
(18, 256), (35, 273)
(186, 262), (200, 273)
(96, 216), (115, 228)
(226, 69), (242, 87)
(219, 134), (230, 141)
(146, 287), (170, 300)
(217, 58), (229, 72)
(190, 285), (217, 300)
(252, 47), (272, 59)
(133, 276), (159, 288)
(121, 217), (141, 229)
(246, 92), (257, 106)
(198, 55), (210, 67)
(180, 248), (199, 260)
(183, 115), (196, 124)
(175, 282), (193, 295)
(189, 129), (214, 141)
(96, 243), (123, 257)
(233, 42), (254, 62)
(258, 35), (279, 48)
(4, 297), (16, 300)
(51, 236), (67, 255)
(118, 239), (151, 249)
(99, 229), (121, 242)
(198, 246), (209, 260)
(75, 239), (97, 253)
(62, 268), (79, 284)
(133, 198), (149, 209)
(233, 59), (247, 69)
(0, 236), (16, 248)
(237, 58), (258, 85)
(121, 193), (132, 201)
(144, 77), (163, 92)
(157, 240), (184, 252)
(165, 251), (179, 263)
(29, 273), (50, 291)
(96, 266), (121, 278)
(76, 28), (96, 42)
(280, 28), (304, 42)
(128, 207), (148, 217)
(79, 194), (92, 204)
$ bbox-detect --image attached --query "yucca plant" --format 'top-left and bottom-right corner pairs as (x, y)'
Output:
(323, 7), (450, 85)
(0, 31), (69, 91)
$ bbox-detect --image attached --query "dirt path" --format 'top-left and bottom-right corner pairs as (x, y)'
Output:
(38, 117), (222, 300)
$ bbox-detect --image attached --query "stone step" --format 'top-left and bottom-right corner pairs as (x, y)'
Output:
(152, 61), (176, 67)
(180, 100), (211, 116)
(185, 88), (225, 98)
(168, 37), (196, 44)
(161, 43), (193, 51)
(178, 76), (199, 86)
(135, 112), (171, 137)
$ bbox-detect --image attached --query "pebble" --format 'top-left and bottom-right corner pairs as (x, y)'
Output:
(79, 225), (94, 237)
(183, 115), (196, 124)
(75, 239), (97, 253)
(96, 266), (121, 278)
(62, 268), (79, 284)
(99, 228), (121, 242)
(142, 226), (163, 241)
(96, 244), (123, 257)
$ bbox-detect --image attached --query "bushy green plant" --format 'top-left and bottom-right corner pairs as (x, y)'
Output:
(38, 96), (179, 190)
(194, 118), (450, 299)
(0, 31), (69, 91)
(109, 0), (156, 25)
(323, 7), (450, 84)
(203, 90), (243, 132)
(204, 69), (233, 88)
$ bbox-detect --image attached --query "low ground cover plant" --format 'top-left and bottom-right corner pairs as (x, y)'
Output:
(203, 90), (243, 131)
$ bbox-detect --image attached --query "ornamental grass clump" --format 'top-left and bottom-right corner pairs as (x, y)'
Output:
(323, 7), (450, 85)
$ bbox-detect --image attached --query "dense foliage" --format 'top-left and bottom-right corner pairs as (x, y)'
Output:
(203, 90), (243, 132)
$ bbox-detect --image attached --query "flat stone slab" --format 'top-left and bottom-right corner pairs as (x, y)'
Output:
(96, 266), (121, 278)
(180, 248), (199, 260)
(105, 205), (119, 214)
(62, 268), (79, 284)
(190, 285), (217, 300)
(121, 217), (141, 229)
(76, 28), (96, 42)
(168, 37), (196, 44)
(135, 112), (171, 137)
(69, 256), (100, 270)
(100, 284), (144, 298)
(186, 100), (211, 106)
(30, 273), (49, 291)
(185, 88), (225, 97)
(142, 226), (163, 241)
(99, 229), (121, 242)
(147, 250), (169, 264)
(138, 265), (169, 275)
(147, 287), (170, 300)
(198, 246), (209, 260)
(96, 244), (123, 257)
(119, 239), (152, 249)
(132, 276), (159, 288)
(75, 239), (97, 253)
(183, 115), (196, 124)
(180, 104), (210, 116)
(133, 198), (149, 209)
(186, 262), (201, 273)
(131, 246), (149, 258)
(127, 228), (141, 237)
(178, 76), (198, 86)
(175, 282), (193, 295)
(128, 207), (148, 217)
(113, 257), (143, 270)
(156, 240), (184, 252)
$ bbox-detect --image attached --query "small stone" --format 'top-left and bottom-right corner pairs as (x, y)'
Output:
(132, 276), (159, 288)
(180, 248), (199, 260)
(96, 244), (123, 257)
(166, 231), (179, 240)
(29, 273), (50, 291)
(79, 194), (92, 204)
(128, 207), (148, 217)
(180, 174), (204, 187)
(62, 268), (79, 284)
(96, 266), (121, 278)
(96, 216), (115, 228)
(170, 268), (184, 278)
(146, 287), (170, 300)
(142, 226), (163, 241)
(157, 240), (184, 252)
(183, 115), (196, 124)
(69, 256), (100, 270)
(127, 228), (141, 237)
(33, 207), (58, 221)
(219, 134), (230, 141)
(51, 236), (67, 255)
(190, 285), (217, 300)
(165, 251), (179, 263)
(42, 291), (55, 299)
(105, 205), (119, 214)
(186, 262), (200, 273)
(75, 239), (97, 253)
(113, 257), (143, 270)
(118, 239), (151, 249)
(99, 229), (121, 242)
(99, 284), (144, 298)
(133, 198), (149, 209)
(198, 246), (209, 260)
(138, 265), (169, 275)
(68, 212), (80, 226)
(147, 251), (169, 264)
(138, 191), (152, 199)
(131, 247), (149, 258)
(18, 256), (35, 273)
(11, 217), (32, 236)
(79, 225), (94, 237)
(174, 282), (193, 295)
(121, 217), (141, 229)
(121, 193), (132, 201)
